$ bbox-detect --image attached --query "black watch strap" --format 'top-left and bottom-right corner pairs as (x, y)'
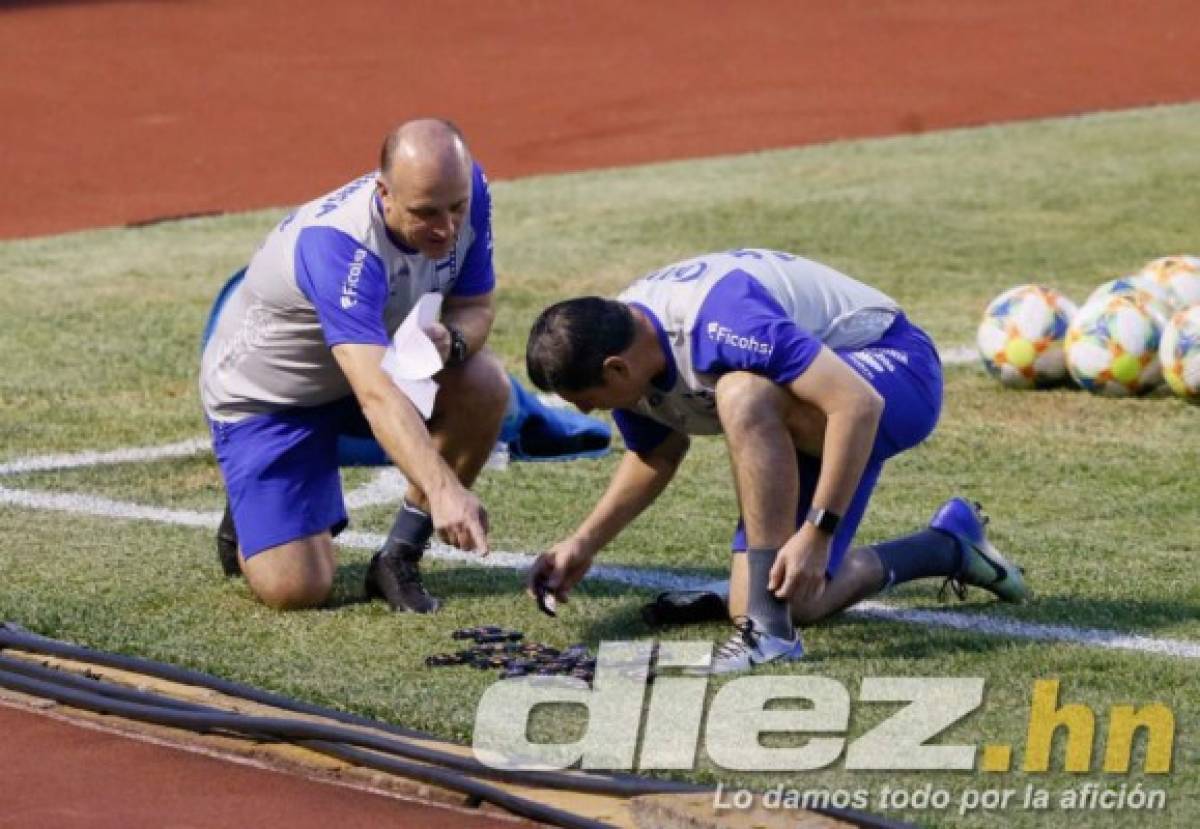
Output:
(446, 326), (469, 367)
(805, 507), (841, 534)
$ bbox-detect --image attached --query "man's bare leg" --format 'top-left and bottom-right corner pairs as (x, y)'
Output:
(713, 371), (809, 662)
(725, 542), (880, 620)
(402, 348), (509, 516)
(789, 545), (886, 624)
(717, 370), (894, 631)
(366, 349), (509, 612)
(240, 533), (336, 610)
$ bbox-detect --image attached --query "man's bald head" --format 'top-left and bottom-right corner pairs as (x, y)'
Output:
(379, 118), (471, 185)
(375, 119), (474, 259)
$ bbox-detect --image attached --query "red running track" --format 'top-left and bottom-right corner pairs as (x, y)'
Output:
(0, 0), (1197, 238)
(0, 702), (533, 828)
(0, 1), (1197, 825)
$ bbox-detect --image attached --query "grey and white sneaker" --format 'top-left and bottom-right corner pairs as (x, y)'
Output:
(710, 617), (805, 675)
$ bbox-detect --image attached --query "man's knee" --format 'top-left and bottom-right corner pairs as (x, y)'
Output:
(438, 349), (510, 419)
(716, 371), (824, 454)
(251, 574), (333, 611)
(714, 372), (783, 433)
(837, 545), (886, 589)
(241, 540), (334, 611)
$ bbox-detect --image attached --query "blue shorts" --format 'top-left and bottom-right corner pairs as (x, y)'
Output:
(209, 397), (374, 558)
(731, 314), (943, 574)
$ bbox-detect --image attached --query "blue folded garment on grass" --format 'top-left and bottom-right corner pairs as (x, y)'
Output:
(498, 373), (611, 462)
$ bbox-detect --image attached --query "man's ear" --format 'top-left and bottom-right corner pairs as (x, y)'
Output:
(601, 355), (631, 382)
(375, 175), (389, 199)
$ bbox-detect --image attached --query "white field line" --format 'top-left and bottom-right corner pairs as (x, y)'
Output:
(345, 452), (510, 510)
(0, 486), (220, 530)
(3, 483), (1198, 661)
(344, 469), (409, 509)
(0, 438), (210, 476)
(940, 345), (976, 366)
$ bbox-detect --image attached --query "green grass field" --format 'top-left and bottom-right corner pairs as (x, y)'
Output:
(1, 104), (1197, 828)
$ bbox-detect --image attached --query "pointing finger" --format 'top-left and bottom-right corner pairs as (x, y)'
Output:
(467, 518), (489, 557)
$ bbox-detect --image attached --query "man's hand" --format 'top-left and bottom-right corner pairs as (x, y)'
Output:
(768, 524), (831, 603)
(428, 483), (490, 556)
(527, 538), (595, 609)
(423, 321), (453, 364)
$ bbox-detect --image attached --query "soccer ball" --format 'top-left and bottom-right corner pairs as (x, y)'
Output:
(1082, 275), (1173, 324)
(1139, 255), (1200, 312)
(1065, 297), (1163, 396)
(976, 285), (1077, 388)
(1159, 304), (1200, 404)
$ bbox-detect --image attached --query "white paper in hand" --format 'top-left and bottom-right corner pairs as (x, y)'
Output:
(380, 293), (444, 419)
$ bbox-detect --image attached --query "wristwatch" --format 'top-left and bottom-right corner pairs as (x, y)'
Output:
(805, 507), (841, 534)
(446, 326), (469, 367)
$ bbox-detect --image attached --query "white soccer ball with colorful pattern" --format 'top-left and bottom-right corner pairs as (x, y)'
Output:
(976, 285), (1077, 388)
(1082, 275), (1172, 325)
(1139, 255), (1200, 312)
(1159, 304), (1200, 404)
(1065, 296), (1163, 396)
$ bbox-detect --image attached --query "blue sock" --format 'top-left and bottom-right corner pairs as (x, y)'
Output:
(872, 529), (962, 588)
(383, 501), (433, 558)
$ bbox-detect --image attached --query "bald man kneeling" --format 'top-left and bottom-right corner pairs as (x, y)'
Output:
(201, 119), (508, 613)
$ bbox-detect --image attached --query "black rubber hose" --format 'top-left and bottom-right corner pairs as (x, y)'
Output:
(293, 739), (618, 828)
(0, 660), (621, 827)
(810, 806), (919, 829)
(0, 622), (426, 737)
(0, 652), (623, 796)
(0, 647), (691, 797)
(0, 655), (296, 747)
(0, 625), (915, 829)
(0, 622), (704, 796)
(0, 653), (613, 827)
(0, 653), (206, 712)
(0, 666), (613, 829)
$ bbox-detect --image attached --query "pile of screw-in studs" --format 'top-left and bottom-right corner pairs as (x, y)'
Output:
(425, 626), (596, 682)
